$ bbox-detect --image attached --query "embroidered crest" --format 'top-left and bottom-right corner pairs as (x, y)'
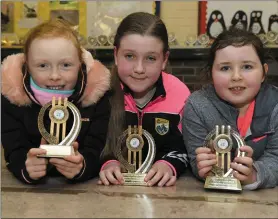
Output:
(155, 118), (169, 135)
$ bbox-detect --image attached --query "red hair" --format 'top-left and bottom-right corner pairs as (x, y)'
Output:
(23, 19), (82, 62)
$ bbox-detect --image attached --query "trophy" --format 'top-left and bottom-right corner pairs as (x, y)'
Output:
(204, 125), (245, 191)
(88, 36), (98, 47)
(266, 31), (278, 46)
(108, 34), (115, 46)
(168, 32), (178, 46)
(258, 34), (268, 45)
(37, 97), (82, 158)
(185, 34), (197, 47)
(197, 34), (210, 47)
(97, 35), (108, 46)
(114, 125), (156, 186)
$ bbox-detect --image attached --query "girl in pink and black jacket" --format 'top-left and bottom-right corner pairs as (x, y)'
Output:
(98, 12), (191, 187)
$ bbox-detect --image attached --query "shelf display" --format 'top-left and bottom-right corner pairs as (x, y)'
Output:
(2, 1), (278, 49)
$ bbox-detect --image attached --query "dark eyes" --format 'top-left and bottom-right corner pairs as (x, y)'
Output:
(125, 54), (134, 59)
(39, 63), (47, 68)
(220, 66), (230, 71)
(220, 65), (253, 71)
(37, 63), (72, 69)
(124, 54), (156, 62)
(243, 64), (253, 70)
(63, 63), (72, 68)
(147, 56), (156, 61)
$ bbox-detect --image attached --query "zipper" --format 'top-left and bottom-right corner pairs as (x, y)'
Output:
(138, 111), (143, 126)
(137, 95), (164, 126)
(127, 93), (164, 127)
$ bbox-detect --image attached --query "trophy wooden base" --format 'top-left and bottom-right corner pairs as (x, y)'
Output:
(122, 173), (147, 186)
(204, 176), (242, 191)
(37, 145), (74, 158)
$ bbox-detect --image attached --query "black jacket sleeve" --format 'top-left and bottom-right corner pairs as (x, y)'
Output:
(68, 92), (111, 183)
(1, 95), (45, 184)
(155, 120), (189, 178)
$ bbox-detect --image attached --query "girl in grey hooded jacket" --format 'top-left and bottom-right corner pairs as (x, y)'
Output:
(183, 28), (278, 190)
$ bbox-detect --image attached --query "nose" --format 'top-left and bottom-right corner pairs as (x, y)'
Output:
(133, 60), (145, 74)
(231, 68), (243, 81)
(49, 68), (61, 81)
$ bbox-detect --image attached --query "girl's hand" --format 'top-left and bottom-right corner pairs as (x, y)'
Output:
(49, 142), (84, 179)
(98, 161), (124, 186)
(144, 161), (176, 187)
(196, 147), (217, 178)
(25, 148), (48, 180)
(231, 145), (256, 185)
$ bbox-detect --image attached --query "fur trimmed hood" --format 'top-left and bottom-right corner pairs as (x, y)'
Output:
(1, 49), (111, 107)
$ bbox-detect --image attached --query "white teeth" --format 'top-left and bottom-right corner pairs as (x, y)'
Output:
(231, 87), (244, 91)
(48, 86), (63, 90)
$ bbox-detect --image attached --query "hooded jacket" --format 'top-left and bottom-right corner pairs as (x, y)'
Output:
(183, 83), (278, 189)
(1, 50), (111, 184)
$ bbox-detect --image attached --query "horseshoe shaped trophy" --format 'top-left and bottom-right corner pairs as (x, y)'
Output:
(204, 125), (245, 191)
(114, 125), (156, 186)
(37, 97), (81, 158)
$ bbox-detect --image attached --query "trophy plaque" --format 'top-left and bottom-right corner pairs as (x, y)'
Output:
(114, 125), (156, 186)
(204, 125), (245, 191)
(37, 97), (82, 158)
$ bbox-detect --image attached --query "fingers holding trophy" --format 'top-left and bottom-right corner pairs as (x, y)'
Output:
(204, 125), (245, 191)
(114, 125), (156, 186)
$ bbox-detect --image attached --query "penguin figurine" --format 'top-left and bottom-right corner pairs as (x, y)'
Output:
(231, 10), (248, 30)
(268, 14), (278, 33)
(207, 10), (226, 39)
(249, 11), (265, 35)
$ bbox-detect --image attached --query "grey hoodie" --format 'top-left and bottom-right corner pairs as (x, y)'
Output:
(182, 83), (278, 190)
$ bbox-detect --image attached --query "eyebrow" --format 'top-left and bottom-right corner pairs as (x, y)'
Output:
(217, 60), (257, 65)
(122, 49), (160, 55)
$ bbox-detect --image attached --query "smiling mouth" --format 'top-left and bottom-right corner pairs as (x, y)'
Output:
(131, 77), (146, 80)
(229, 86), (246, 91)
(46, 85), (65, 90)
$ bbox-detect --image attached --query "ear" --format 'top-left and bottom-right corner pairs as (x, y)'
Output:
(262, 63), (268, 82)
(114, 46), (118, 66)
(162, 51), (170, 70)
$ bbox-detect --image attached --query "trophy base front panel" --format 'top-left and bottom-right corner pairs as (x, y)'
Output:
(122, 173), (147, 186)
(204, 176), (242, 191)
(37, 145), (74, 158)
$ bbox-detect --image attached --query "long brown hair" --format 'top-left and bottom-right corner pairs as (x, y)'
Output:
(101, 12), (169, 159)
